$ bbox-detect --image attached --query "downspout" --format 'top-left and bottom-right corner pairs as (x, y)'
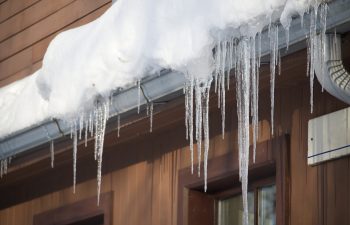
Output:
(315, 34), (350, 104)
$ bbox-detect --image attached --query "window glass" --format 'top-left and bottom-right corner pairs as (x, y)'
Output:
(218, 191), (254, 225)
(217, 184), (276, 225)
(258, 185), (276, 225)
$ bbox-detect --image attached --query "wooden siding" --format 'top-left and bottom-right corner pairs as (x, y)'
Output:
(0, 1), (350, 225)
(0, 57), (349, 225)
(0, 0), (111, 87)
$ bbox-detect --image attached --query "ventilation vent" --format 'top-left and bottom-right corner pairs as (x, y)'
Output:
(308, 107), (350, 165)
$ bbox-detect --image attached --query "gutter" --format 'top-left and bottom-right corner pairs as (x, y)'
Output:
(1, 0), (350, 161)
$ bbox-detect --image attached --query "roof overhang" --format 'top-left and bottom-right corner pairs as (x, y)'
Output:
(1, 0), (350, 162)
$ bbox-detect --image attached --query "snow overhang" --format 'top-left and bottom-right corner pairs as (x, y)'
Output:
(1, 0), (350, 163)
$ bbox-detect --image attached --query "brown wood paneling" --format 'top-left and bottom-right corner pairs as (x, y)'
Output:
(0, 0), (111, 87)
(187, 190), (215, 225)
(0, 3), (110, 87)
(33, 192), (113, 225)
(0, 0), (41, 23)
(0, 0), (109, 62)
(0, 0), (76, 42)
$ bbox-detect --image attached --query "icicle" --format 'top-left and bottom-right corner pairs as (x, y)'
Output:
(203, 79), (212, 192)
(117, 114), (121, 138)
(285, 27), (290, 51)
(269, 24), (279, 136)
(309, 7), (316, 113)
(255, 38), (260, 162)
(236, 41), (243, 181)
(85, 119), (88, 147)
(72, 122), (77, 194)
(94, 100), (109, 205)
(221, 73), (225, 140)
(214, 40), (221, 93)
(278, 50), (282, 76)
(250, 36), (258, 163)
(94, 107), (99, 160)
(320, 3), (328, 92)
(235, 38), (251, 225)
(257, 32), (262, 67)
(300, 13), (304, 28)
(79, 114), (83, 140)
(184, 75), (194, 174)
(0, 160), (3, 178)
(221, 41), (227, 140)
(89, 112), (93, 137)
(217, 44), (222, 109)
(3, 159), (7, 175)
(149, 102), (154, 133)
(70, 123), (73, 139)
(195, 80), (203, 177)
(137, 80), (141, 114)
(308, 3), (319, 114)
(50, 140), (54, 168)
(185, 83), (189, 140)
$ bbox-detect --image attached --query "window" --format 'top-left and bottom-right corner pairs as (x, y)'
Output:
(33, 192), (112, 225)
(180, 136), (290, 225)
(67, 214), (104, 225)
(217, 185), (276, 225)
(218, 191), (255, 225)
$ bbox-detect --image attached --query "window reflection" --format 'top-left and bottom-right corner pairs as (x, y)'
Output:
(217, 184), (276, 225)
(258, 185), (276, 225)
(218, 192), (254, 225)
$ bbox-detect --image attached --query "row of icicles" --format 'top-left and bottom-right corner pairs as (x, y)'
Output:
(184, 3), (327, 225)
(0, 3), (328, 225)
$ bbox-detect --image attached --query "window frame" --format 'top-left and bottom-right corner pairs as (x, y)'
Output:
(33, 192), (113, 225)
(177, 135), (290, 225)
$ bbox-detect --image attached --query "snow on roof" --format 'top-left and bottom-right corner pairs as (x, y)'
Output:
(0, 0), (326, 218)
(0, 0), (313, 139)
(0, 71), (49, 138)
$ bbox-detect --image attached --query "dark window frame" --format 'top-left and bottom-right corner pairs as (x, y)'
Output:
(33, 192), (113, 225)
(177, 135), (290, 225)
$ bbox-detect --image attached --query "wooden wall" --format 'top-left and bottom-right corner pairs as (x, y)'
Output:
(0, 1), (350, 225)
(0, 0), (111, 87)
(0, 62), (349, 225)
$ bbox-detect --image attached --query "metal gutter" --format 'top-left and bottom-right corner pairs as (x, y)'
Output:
(1, 0), (350, 161)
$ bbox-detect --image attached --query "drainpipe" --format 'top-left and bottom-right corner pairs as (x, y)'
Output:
(315, 34), (350, 104)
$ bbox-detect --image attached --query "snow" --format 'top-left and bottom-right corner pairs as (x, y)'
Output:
(0, 0), (327, 219)
(0, 71), (49, 138)
(0, 0), (317, 138)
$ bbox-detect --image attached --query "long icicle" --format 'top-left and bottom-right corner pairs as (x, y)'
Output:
(236, 38), (251, 225)
(95, 100), (109, 205)
(203, 79), (212, 192)
(149, 102), (154, 132)
(72, 121), (78, 193)
(250, 36), (258, 163)
(269, 23), (279, 136)
(185, 74), (195, 174)
(195, 79), (203, 177)
(50, 140), (54, 168)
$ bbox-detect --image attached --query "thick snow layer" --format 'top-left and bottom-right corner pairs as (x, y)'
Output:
(0, 71), (49, 138)
(0, 0), (313, 138)
(37, 0), (314, 119)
